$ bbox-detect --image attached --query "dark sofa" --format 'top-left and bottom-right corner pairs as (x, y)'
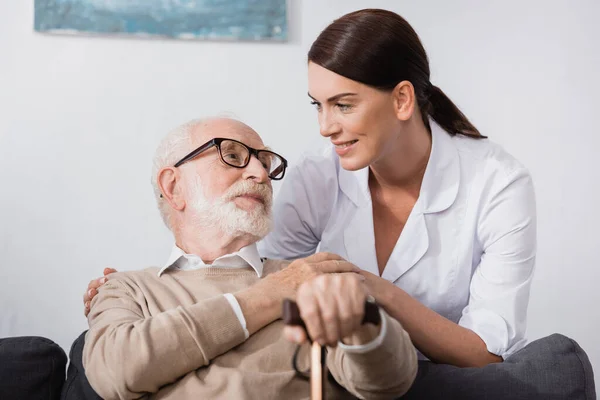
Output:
(0, 332), (597, 399)
(0, 336), (67, 400)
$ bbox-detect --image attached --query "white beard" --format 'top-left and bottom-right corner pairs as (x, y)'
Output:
(189, 177), (273, 239)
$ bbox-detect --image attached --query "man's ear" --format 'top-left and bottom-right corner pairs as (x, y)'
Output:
(392, 80), (416, 121)
(157, 167), (186, 212)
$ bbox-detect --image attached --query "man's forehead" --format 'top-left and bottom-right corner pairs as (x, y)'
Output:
(190, 118), (265, 148)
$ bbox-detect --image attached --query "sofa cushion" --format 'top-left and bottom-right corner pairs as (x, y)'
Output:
(400, 333), (596, 399)
(61, 330), (101, 400)
(0, 336), (67, 400)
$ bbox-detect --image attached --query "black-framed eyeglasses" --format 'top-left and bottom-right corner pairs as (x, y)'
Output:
(174, 137), (288, 180)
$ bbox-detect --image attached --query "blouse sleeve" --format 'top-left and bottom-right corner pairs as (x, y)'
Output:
(458, 166), (537, 359)
(259, 150), (338, 260)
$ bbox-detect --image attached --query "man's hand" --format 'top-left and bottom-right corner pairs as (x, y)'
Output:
(283, 273), (380, 347)
(84, 268), (117, 316)
(265, 252), (362, 301)
(235, 252), (363, 335)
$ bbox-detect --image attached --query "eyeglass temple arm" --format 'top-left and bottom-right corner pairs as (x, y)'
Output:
(271, 163), (285, 178)
(174, 141), (216, 168)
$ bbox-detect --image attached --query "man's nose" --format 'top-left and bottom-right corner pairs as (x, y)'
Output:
(242, 155), (269, 183)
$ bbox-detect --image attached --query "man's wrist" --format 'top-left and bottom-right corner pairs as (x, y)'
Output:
(260, 272), (293, 308)
(223, 293), (249, 339)
(234, 278), (285, 335)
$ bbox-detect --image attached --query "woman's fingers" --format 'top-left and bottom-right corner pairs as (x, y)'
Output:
(84, 278), (103, 303)
(83, 269), (115, 316)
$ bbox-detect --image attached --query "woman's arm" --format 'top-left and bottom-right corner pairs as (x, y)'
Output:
(259, 152), (337, 259)
(364, 274), (501, 367)
(365, 167), (536, 367)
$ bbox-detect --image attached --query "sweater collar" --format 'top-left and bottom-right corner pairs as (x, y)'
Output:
(158, 243), (263, 277)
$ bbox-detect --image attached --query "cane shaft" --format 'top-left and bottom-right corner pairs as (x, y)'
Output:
(283, 299), (381, 400)
(310, 342), (326, 400)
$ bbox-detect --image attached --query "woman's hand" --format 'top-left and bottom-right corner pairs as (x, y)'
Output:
(283, 272), (379, 347)
(83, 268), (117, 316)
(357, 269), (393, 306)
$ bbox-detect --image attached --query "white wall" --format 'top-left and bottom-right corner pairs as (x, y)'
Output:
(1, 0), (598, 386)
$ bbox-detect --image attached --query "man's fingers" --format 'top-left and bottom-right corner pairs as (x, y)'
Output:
(297, 285), (326, 345)
(315, 259), (361, 274)
(313, 279), (340, 346)
(303, 252), (344, 264)
(336, 274), (367, 338)
(335, 286), (356, 339)
(283, 326), (307, 344)
(104, 268), (117, 276)
(303, 310), (326, 346)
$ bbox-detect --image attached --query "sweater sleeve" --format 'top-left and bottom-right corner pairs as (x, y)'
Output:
(82, 276), (246, 400)
(327, 312), (418, 400)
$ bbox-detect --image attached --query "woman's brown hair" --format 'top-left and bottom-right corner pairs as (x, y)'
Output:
(308, 9), (484, 138)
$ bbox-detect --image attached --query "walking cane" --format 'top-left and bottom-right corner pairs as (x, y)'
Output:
(283, 299), (381, 399)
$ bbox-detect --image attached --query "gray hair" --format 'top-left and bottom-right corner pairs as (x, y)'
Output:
(151, 119), (200, 230)
(151, 114), (241, 230)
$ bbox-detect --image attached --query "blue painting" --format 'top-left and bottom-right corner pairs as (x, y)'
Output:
(34, 0), (287, 41)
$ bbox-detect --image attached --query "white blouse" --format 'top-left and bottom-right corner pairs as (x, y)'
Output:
(259, 120), (537, 359)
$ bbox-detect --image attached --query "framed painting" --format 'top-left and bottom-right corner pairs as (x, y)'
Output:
(34, 0), (288, 41)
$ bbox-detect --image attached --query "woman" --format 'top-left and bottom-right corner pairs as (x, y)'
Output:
(85, 9), (536, 369)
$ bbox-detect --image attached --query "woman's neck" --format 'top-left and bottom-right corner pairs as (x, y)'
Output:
(369, 117), (432, 191)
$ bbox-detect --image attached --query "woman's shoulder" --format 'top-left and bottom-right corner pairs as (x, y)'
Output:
(286, 144), (341, 186)
(295, 143), (340, 171)
(451, 134), (530, 180)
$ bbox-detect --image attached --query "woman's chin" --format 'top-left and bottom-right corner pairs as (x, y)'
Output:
(339, 155), (369, 171)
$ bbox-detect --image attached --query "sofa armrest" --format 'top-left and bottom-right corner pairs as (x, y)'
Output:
(0, 336), (67, 400)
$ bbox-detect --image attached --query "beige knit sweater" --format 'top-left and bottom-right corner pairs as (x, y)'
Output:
(83, 259), (417, 400)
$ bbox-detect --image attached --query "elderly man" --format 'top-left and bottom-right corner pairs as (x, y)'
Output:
(82, 117), (417, 400)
